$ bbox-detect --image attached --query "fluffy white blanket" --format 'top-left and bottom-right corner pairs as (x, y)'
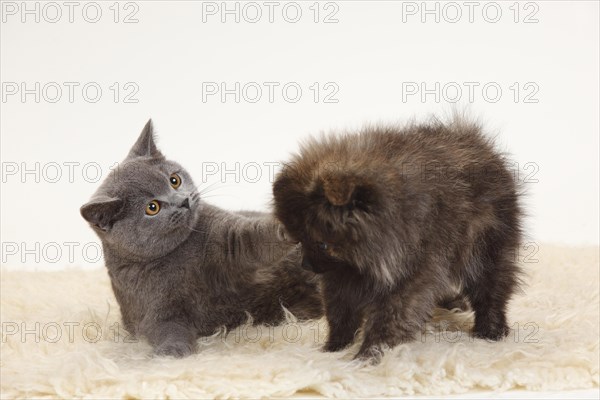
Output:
(1, 245), (598, 398)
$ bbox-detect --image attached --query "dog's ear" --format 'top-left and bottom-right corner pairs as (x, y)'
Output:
(352, 184), (378, 212)
(322, 175), (378, 212)
(322, 176), (357, 206)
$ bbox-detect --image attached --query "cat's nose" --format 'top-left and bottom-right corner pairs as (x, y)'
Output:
(180, 197), (190, 209)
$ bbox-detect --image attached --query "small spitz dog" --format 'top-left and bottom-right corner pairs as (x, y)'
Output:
(273, 118), (522, 362)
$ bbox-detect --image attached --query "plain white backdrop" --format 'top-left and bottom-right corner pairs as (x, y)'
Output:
(1, 0), (598, 269)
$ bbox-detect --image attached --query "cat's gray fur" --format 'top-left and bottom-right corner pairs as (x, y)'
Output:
(81, 120), (323, 357)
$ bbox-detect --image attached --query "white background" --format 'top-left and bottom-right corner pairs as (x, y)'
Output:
(1, 0), (599, 269)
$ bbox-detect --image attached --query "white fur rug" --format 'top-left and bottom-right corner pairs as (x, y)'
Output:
(1, 245), (598, 398)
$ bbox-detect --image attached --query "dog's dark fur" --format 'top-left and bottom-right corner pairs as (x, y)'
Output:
(273, 118), (523, 361)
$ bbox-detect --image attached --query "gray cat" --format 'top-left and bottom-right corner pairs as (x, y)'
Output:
(80, 120), (323, 357)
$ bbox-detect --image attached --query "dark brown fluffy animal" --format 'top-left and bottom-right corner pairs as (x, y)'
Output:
(273, 119), (522, 362)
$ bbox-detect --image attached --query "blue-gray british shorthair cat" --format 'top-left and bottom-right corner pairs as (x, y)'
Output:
(81, 120), (322, 357)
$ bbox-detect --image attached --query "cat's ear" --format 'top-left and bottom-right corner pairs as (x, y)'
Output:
(127, 119), (163, 159)
(80, 195), (124, 231)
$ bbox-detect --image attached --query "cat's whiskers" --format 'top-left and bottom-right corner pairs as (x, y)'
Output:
(197, 181), (224, 196)
(197, 194), (239, 200)
(198, 183), (239, 197)
(189, 183), (241, 201)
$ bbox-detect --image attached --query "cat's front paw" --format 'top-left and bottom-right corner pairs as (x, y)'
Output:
(154, 341), (194, 358)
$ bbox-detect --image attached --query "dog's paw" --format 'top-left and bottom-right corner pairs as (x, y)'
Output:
(323, 339), (352, 353)
(472, 323), (510, 341)
(354, 344), (385, 365)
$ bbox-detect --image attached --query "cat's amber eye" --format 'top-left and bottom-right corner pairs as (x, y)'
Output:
(169, 173), (182, 189)
(146, 200), (161, 216)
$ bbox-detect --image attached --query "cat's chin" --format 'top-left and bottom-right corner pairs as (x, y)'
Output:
(171, 206), (201, 236)
(188, 204), (201, 226)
